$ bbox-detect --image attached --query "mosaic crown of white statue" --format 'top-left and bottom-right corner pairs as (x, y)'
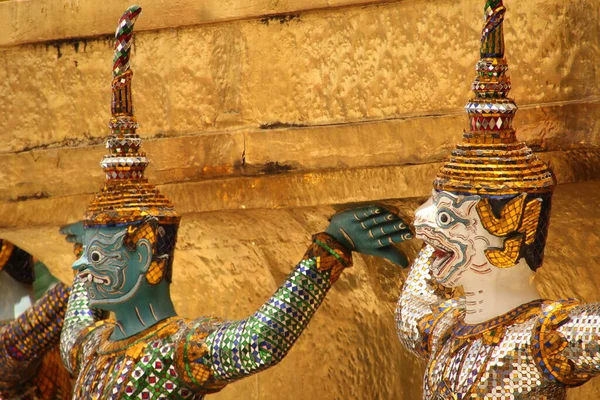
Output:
(414, 0), (556, 289)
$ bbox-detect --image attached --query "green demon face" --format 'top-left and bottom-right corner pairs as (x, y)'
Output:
(72, 225), (152, 310)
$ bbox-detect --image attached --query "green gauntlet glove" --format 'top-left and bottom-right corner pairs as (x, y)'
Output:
(33, 261), (59, 300)
(325, 206), (413, 267)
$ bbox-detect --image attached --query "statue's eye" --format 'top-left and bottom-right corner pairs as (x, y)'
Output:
(90, 251), (102, 263)
(436, 211), (453, 226)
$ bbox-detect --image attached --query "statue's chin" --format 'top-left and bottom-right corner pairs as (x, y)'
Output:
(89, 295), (130, 312)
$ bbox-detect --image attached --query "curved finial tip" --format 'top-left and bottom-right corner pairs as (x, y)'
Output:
(113, 5), (142, 77)
(481, 0), (505, 58)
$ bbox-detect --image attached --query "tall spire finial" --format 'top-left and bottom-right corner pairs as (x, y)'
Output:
(110, 5), (141, 120)
(433, 1), (555, 196)
(83, 5), (179, 228)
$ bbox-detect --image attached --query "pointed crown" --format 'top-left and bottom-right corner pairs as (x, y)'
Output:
(433, 0), (555, 197)
(83, 5), (180, 228)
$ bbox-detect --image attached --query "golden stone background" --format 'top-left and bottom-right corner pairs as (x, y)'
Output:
(0, 0), (599, 398)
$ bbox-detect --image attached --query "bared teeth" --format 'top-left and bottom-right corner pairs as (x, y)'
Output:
(82, 272), (109, 285)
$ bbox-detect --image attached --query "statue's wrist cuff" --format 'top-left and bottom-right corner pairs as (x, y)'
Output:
(311, 232), (352, 268)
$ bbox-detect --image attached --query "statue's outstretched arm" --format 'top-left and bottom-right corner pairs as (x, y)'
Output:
(536, 301), (600, 386)
(177, 206), (413, 392)
(1, 282), (70, 383)
(176, 233), (352, 391)
(395, 245), (461, 359)
(59, 221), (102, 375)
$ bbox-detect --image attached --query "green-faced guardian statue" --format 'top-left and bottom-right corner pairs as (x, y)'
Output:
(59, 6), (413, 399)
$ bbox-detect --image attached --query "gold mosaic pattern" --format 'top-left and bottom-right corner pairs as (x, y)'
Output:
(123, 218), (169, 284)
(0, 283), (72, 399)
(0, 347), (72, 400)
(476, 194), (525, 236)
(124, 220), (157, 249)
(484, 236), (522, 268)
(84, 180), (180, 227)
(145, 259), (166, 284)
(176, 318), (228, 394)
(522, 199), (542, 244)
(531, 300), (597, 387)
(476, 193), (542, 268)
(179, 340), (213, 385)
(432, 0), (555, 196)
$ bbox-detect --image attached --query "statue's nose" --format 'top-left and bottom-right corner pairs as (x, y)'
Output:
(414, 205), (434, 227)
(72, 253), (89, 272)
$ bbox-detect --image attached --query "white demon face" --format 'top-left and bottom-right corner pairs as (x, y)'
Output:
(413, 190), (505, 288)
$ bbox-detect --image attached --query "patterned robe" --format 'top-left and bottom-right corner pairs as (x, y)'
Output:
(0, 283), (72, 400)
(396, 246), (600, 399)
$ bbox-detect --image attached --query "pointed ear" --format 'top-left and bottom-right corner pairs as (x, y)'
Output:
(135, 239), (152, 273)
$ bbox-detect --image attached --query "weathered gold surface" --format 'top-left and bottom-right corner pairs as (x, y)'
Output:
(0, 0), (391, 47)
(0, 0), (598, 153)
(0, 149), (598, 230)
(2, 102), (598, 204)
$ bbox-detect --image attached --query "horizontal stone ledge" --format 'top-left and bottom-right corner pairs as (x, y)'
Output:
(1, 149), (599, 231)
(0, 0), (394, 48)
(0, 162), (440, 229)
(1, 99), (598, 203)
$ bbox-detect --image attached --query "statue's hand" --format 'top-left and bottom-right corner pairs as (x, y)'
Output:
(325, 206), (413, 267)
(59, 221), (84, 244)
(59, 221), (85, 257)
(33, 261), (59, 300)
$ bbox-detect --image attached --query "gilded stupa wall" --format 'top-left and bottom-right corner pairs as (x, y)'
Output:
(0, 0), (599, 398)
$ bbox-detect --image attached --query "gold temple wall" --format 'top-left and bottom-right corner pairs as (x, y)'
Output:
(0, 0), (598, 398)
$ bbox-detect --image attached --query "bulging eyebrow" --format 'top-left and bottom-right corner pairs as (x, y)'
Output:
(89, 229), (127, 248)
(435, 192), (479, 208)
